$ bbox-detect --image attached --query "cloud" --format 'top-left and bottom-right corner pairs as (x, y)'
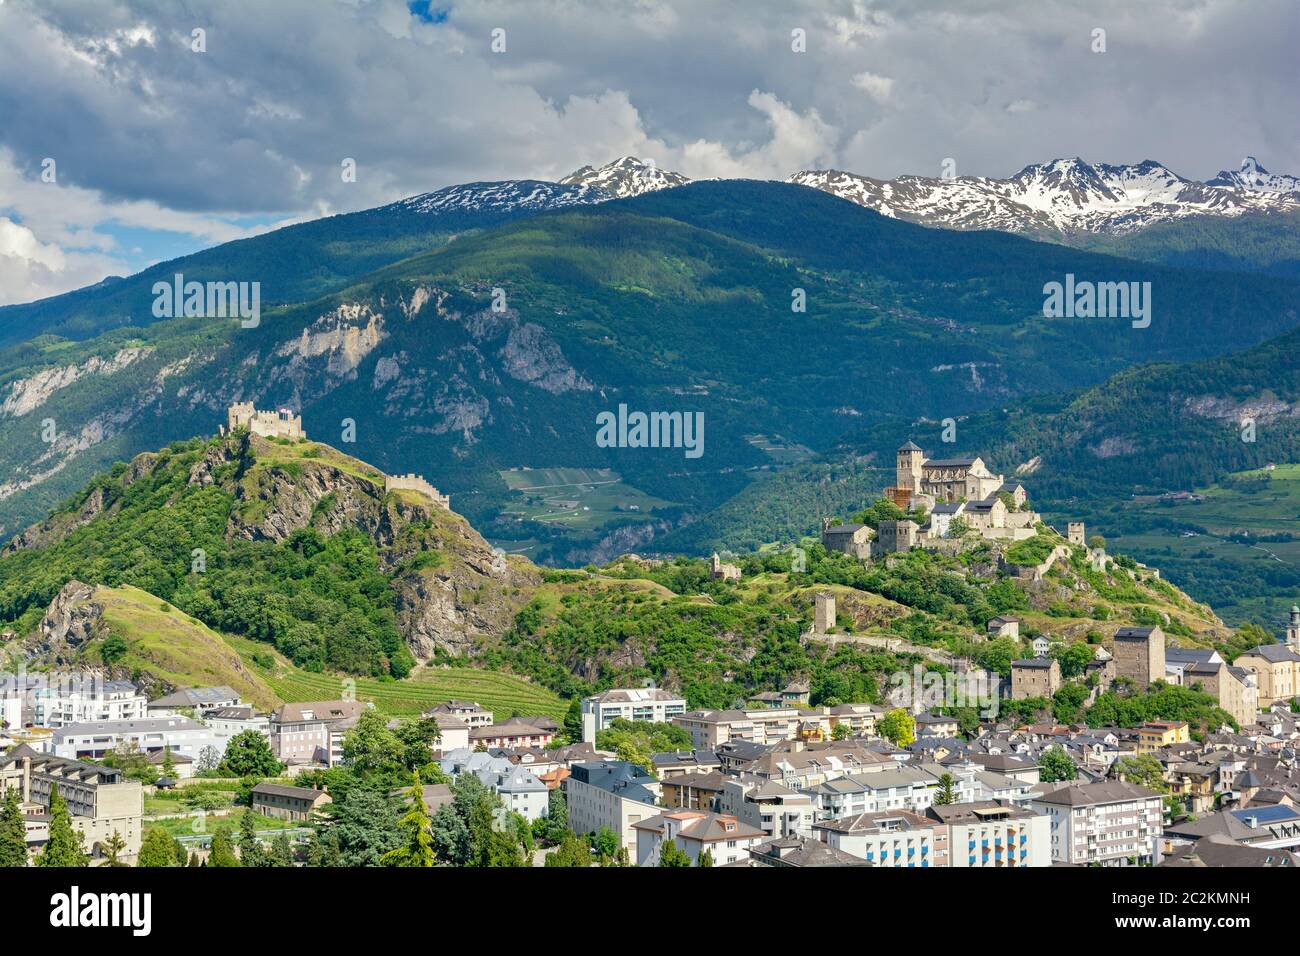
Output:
(851, 72), (894, 104)
(0, 0), (1296, 305)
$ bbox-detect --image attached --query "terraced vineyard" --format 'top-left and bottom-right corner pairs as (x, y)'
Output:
(223, 633), (565, 720)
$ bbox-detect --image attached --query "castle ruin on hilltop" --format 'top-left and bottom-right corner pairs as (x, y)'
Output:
(222, 404), (450, 510)
(225, 402), (305, 441)
(385, 473), (451, 510)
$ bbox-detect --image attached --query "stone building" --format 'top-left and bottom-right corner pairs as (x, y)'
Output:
(1113, 626), (1165, 687)
(873, 519), (919, 556)
(1011, 658), (1061, 699)
(226, 402), (305, 441)
(1067, 522), (1086, 546)
(384, 473), (450, 510)
(710, 553), (741, 581)
(887, 441), (1006, 506)
(820, 519), (872, 559)
(1235, 643), (1300, 709)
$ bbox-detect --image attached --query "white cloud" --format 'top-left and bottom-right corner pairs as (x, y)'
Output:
(851, 72), (895, 104)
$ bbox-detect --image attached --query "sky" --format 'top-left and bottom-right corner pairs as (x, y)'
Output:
(0, 0), (1296, 306)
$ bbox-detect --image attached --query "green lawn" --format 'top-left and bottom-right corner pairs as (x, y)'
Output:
(223, 632), (566, 720)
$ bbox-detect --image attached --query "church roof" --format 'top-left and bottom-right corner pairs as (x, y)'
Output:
(898, 440), (923, 452)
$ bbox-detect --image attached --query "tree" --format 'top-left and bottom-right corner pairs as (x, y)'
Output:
(161, 745), (177, 780)
(563, 697), (583, 743)
(102, 740), (157, 784)
(831, 723), (852, 741)
(658, 841), (692, 867)
(0, 788), (28, 866)
(219, 730), (282, 777)
(342, 708), (405, 778)
(324, 790), (401, 866)
(196, 745), (222, 774)
(878, 708), (916, 747)
(271, 833), (294, 867)
(101, 831), (129, 867)
(100, 633), (129, 665)
(138, 828), (180, 867)
(238, 808), (265, 866)
(208, 826), (241, 867)
(383, 770), (436, 867)
(934, 773), (957, 806)
(592, 826), (620, 863)
(1113, 754), (1167, 793)
(1039, 745), (1077, 783)
(545, 829), (590, 867)
(698, 848), (714, 867)
(38, 786), (88, 867)
(1056, 642), (1095, 680)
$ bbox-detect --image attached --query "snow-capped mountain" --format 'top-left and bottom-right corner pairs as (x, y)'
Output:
(389, 179), (611, 215)
(790, 157), (1300, 236)
(559, 156), (690, 199)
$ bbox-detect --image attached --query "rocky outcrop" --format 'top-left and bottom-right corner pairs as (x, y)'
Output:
(29, 580), (104, 664)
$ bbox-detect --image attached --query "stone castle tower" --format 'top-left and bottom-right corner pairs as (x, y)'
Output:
(813, 592), (835, 635)
(1114, 626), (1166, 687)
(1067, 522), (1086, 546)
(896, 440), (924, 495)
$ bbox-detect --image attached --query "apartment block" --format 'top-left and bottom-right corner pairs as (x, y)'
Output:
(581, 688), (687, 743)
(1032, 781), (1164, 866)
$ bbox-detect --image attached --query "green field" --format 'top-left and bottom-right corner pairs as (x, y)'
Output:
(496, 466), (678, 538)
(223, 633), (566, 720)
(1110, 463), (1300, 627)
(743, 433), (814, 465)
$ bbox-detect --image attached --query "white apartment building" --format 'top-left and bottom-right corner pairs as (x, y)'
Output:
(51, 716), (228, 761)
(673, 706), (833, 749)
(581, 688), (687, 743)
(814, 809), (951, 867)
(563, 760), (663, 856)
(927, 800), (1052, 868)
(1032, 781), (1165, 866)
(1, 672), (147, 729)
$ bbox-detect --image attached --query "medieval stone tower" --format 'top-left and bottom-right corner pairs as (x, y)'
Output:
(1114, 626), (1166, 687)
(813, 592), (836, 635)
(1067, 522), (1086, 546)
(896, 440), (924, 495)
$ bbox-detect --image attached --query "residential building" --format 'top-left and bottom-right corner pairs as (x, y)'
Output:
(1032, 781), (1165, 865)
(0, 744), (143, 863)
(581, 688), (687, 742)
(673, 706), (831, 749)
(927, 800), (1051, 867)
(718, 777), (817, 838)
(1137, 721), (1190, 754)
(5, 673), (148, 729)
(987, 616), (1020, 641)
(250, 782), (332, 822)
(424, 700), (493, 729)
(270, 700), (369, 766)
(51, 716), (227, 760)
(650, 749), (721, 779)
(564, 760), (662, 856)
(431, 714), (470, 753)
(633, 810), (765, 866)
(146, 686), (241, 714)
(814, 809), (949, 867)
(914, 712), (960, 738)
(468, 720), (556, 750)
(479, 765), (550, 821)
(660, 771), (727, 811)
(743, 835), (871, 867)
